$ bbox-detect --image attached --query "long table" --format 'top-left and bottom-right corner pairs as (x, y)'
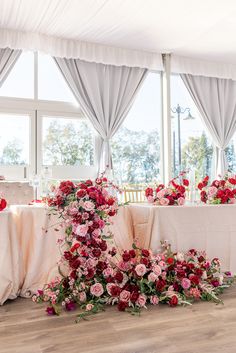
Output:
(1, 203), (236, 305)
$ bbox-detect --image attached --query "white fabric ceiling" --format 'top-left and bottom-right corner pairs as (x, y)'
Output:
(1, 0), (236, 70)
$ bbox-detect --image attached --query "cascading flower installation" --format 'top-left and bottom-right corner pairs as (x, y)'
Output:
(33, 177), (234, 321)
(198, 174), (236, 204)
(145, 172), (189, 206)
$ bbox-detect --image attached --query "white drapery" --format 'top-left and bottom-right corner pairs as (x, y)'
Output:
(0, 47), (21, 87)
(0, 28), (163, 70)
(172, 55), (236, 80)
(54, 57), (147, 174)
(181, 74), (236, 176)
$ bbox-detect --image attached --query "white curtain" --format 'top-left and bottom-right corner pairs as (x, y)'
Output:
(181, 74), (236, 176)
(0, 47), (21, 87)
(54, 57), (148, 174)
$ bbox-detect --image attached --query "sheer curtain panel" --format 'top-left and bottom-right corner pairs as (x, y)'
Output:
(181, 74), (236, 176)
(0, 47), (21, 87)
(54, 57), (147, 174)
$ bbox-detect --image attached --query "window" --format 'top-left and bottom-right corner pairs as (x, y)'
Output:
(38, 114), (96, 180)
(171, 75), (213, 181)
(38, 53), (77, 104)
(226, 136), (236, 172)
(0, 52), (34, 99)
(0, 112), (32, 180)
(111, 72), (161, 185)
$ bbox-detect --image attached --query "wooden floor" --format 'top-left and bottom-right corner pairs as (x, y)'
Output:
(1, 286), (236, 353)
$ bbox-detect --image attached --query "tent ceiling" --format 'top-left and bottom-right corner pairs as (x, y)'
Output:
(1, 0), (236, 64)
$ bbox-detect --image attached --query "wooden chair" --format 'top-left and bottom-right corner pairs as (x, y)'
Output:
(123, 188), (145, 203)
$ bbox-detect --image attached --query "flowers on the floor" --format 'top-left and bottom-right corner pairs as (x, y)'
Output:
(0, 195), (7, 211)
(33, 177), (234, 321)
(145, 172), (189, 205)
(198, 175), (236, 204)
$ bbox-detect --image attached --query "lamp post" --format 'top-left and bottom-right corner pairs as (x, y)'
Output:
(171, 104), (194, 174)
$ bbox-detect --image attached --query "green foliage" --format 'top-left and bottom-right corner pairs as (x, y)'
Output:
(0, 138), (25, 165)
(43, 120), (94, 166)
(111, 127), (160, 184)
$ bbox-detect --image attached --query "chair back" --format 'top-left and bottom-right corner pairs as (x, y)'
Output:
(123, 188), (145, 203)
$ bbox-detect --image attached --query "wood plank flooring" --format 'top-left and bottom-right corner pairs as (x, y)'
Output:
(1, 285), (236, 353)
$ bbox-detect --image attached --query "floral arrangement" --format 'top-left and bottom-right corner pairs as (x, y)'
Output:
(33, 177), (234, 321)
(198, 175), (236, 204)
(145, 173), (189, 206)
(0, 195), (7, 211)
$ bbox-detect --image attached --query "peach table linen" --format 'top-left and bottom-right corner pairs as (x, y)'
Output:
(127, 203), (236, 272)
(0, 205), (62, 304)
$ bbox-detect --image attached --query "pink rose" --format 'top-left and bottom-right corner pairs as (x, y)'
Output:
(159, 197), (169, 206)
(177, 197), (185, 206)
(136, 294), (147, 307)
(159, 261), (166, 269)
(229, 198), (236, 204)
(119, 290), (131, 302)
(152, 264), (162, 276)
(156, 189), (166, 199)
(103, 267), (114, 278)
(147, 196), (154, 203)
(75, 224), (88, 237)
(79, 291), (87, 303)
(86, 303), (94, 311)
(90, 283), (104, 297)
(83, 201), (95, 211)
(150, 295), (159, 305)
(208, 186), (218, 197)
(92, 229), (101, 238)
(148, 272), (158, 282)
(135, 264), (147, 277)
(181, 278), (191, 289)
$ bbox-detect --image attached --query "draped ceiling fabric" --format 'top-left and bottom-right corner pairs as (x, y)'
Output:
(0, 47), (21, 87)
(54, 57), (147, 174)
(181, 74), (236, 176)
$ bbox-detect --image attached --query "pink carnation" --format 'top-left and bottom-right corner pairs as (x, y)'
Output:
(150, 295), (159, 305)
(86, 303), (94, 311)
(83, 201), (95, 211)
(181, 278), (191, 289)
(79, 291), (87, 303)
(159, 197), (169, 206)
(177, 197), (185, 206)
(152, 264), (162, 275)
(208, 186), (218, 197)
(148, 272), (158, 282)
(103, 267), (114, 277)
(75, 224), (88, 237)
(90, 283), (104, 297)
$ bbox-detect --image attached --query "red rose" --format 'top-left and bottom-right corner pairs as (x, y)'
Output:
(89, 191), (97, 199)
(211, 280), (220, 287)
(107, 198), (115, 206)
(130, 291), (139, 302)
(194, 268), (203, 277)
(129, 249), (136, 258)
(122, 251), (131, 262)
(64, 251), (72, 260)
(155, 279), (166, 292)
(86, 268), (95, 279)
(76, 189), (87, 198)
(198, 182), (203, 190)
(167, 257), (174, 265)
(92, 248), (101, 258)
(108, 210), (116, 217)
(102, 177), (108, 182)
(85, 179), (93, 186)
(59, 180), (75, 195)
(141, 249), (150, 257)
(70, 243), (80, 252)
(140, 257), (149, 266)
(145, 187), (153, 197)
(177, 185), (186, 194)
(0, 198), (7, 211)
(183, 179), (189, 186)
(169, 295), (178, 307)
(70, 257), (81, 269)
(189, 275), (199, 285)
(229, 178), (236, 185)
(110, 285), (121, 297)
(99, 240), (108, 251)
(70, 270), (77, 280)
(114, 271), (123, 283)
(46, 306), (56, 315)
(118, 301), (128, 311)
(156, 184), (165, 192)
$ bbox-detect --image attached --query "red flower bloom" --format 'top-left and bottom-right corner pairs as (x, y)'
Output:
(122, 252), (131, 262)
(189, 274), (200, 285)
(169, 295), (178, 307)
(110, 285), (121, 297)
(92, 248), (101, 258)
(156, 279), (166, 292)
(129, 249), (136, 258)
(0, 198), (7, 211)
(145, 187), (153, 197)
(118, 301), (128, 311)
(183, 179), (189, 186)
(59, 180), (75, 195)
(130, 291), (139, 303)
(114, 271), (123, 283)
(167, 257), (174, 265)
(141, 249), (150, 257)
(46, 306), (56, 315)
(76, 189), (87, 198)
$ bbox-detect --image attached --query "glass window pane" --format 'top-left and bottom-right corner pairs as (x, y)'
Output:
(42, 116), (94, 166)
(0, 113), (29, 165)
(38, 53), (77, 104)
(0, 52), (34, 99)
(171, 75), (213, 181)
(226, 137), (236, 172)
(111, 72), (161, 185)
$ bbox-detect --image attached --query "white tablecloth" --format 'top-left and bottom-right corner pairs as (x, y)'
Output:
(127, 203), (236, 272)
(0, 205), (62, 304)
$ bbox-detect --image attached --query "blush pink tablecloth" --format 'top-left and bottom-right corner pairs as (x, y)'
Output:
(127, 203), (236, 272)
(0, 205), (62, 304)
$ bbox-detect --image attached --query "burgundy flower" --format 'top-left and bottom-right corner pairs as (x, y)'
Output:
(122, 252), (131, 262)
(46, 306), (56, 315)
(110, 286), (121, 297)
(118, 301), (128, 311)
(155, 279), (166, 292)
(169, 295), (178, 307)
(129, 249), (136, 258)
(65, 301), (76, 311)
(130, 291), (139, 303)
(141, 249), (150, 257)
(114, 271), (123, 283)
(92, 248), (101, 258)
